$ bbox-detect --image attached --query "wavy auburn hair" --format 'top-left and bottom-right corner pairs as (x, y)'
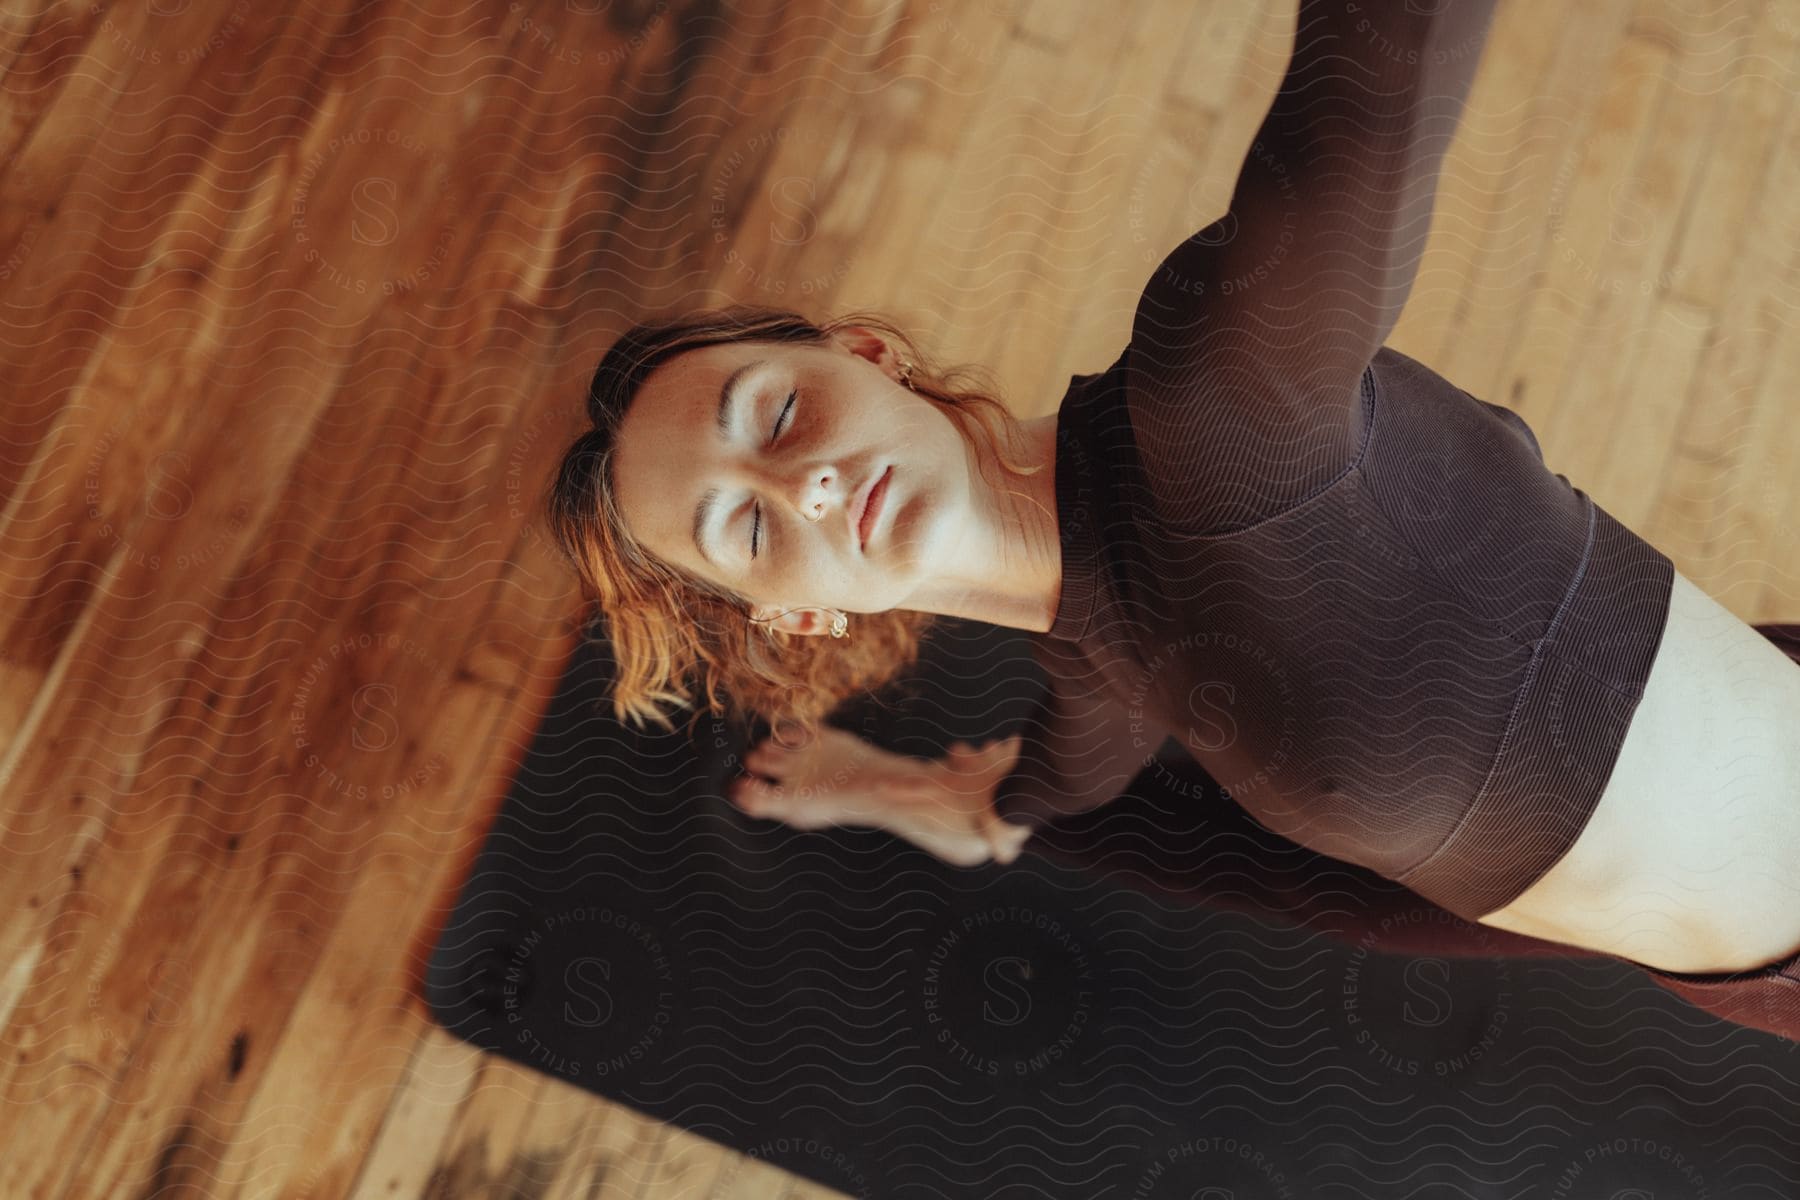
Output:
(544, 304), (1043, 744)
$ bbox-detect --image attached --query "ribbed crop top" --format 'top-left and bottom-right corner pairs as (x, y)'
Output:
(990, 0), (1676, 923)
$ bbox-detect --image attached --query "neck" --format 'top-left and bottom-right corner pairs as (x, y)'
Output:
(898, 410), (1063, 634)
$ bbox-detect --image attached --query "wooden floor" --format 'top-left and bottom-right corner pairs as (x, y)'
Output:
(0, 0), (1795, 1195)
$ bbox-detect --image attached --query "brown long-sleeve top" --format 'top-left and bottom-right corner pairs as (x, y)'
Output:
(992, 0), (1676, 925)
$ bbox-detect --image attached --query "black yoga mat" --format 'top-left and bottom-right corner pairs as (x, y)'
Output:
(424, 615), (1800, 1199)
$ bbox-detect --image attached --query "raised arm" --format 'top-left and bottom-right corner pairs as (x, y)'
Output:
(1122, 0), (1502, 531)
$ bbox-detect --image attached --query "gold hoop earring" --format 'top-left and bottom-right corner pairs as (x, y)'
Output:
(829, 611), (848, 638)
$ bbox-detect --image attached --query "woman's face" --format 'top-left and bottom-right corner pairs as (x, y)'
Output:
(610, 328), (976, 626)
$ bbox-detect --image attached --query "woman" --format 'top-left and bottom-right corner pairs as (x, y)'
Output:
(547, 0), (1800, 1041)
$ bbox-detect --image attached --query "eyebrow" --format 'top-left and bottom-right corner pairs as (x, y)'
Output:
(691, 358), (767, 570)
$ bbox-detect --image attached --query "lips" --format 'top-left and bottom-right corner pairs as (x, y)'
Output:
(853, 465), (891, 552)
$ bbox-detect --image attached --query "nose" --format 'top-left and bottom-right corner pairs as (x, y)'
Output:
(755, 457), (837, 525)
(791, 465), (836, 523)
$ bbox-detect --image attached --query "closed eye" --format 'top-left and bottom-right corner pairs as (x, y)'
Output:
(750, 388), (797, 560)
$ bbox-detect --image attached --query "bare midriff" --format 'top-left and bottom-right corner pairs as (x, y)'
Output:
(1477, 570), (1800, 975)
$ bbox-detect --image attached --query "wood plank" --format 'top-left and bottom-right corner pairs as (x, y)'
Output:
(344, 1031), (493, 1199)
(1014, 2), (1210, 397)
(1496, 26), (1667, 482)
(1432, 0), (1638, 402)
(1589, 296), (1710, 533)
(1669, 304), (1800, 617)
(1655, 0), (1786, 312)
(1632, 8), (1800, 589)
(1551, 25), (1727, 529)
(1390, 0), (1567, 370)
(1165, 0), (1257, 117)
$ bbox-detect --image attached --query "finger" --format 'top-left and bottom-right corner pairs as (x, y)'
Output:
(727, 775), (758, 812)
(981, 810), (1029, 863)
(732, 775), (784, 817)
(746, 739), (793, 775)
(913, 831), (989, 868)
(979, 736), (1023, 770)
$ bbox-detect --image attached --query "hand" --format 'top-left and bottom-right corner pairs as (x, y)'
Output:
(728, 727), (1031, 868)
(728, 723), (902, 831)
(882, 736), (1031, 868)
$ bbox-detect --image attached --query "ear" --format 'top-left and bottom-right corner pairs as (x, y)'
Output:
(828, 325), (896, 373)
(751, 604), (838, 637)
